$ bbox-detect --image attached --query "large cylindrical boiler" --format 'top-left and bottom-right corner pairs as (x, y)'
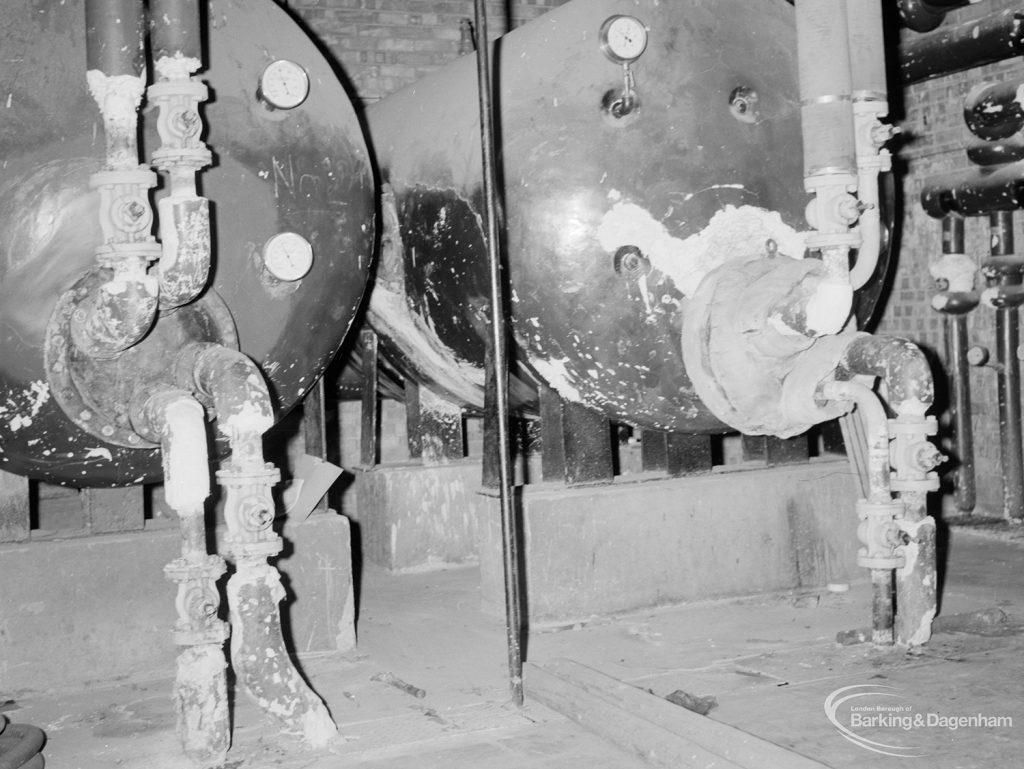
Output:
(0, 0), (375, 485)
(365, 0), (889, 434)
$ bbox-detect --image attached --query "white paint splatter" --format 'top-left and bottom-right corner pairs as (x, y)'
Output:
(597, 202), (808, 297)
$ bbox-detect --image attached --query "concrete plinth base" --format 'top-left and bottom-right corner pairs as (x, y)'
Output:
(479, 459), (861, 623)
(351, 461), (482, 571)
(0, 512), (354, 694)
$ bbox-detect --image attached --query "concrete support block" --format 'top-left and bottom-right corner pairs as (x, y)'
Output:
(351, 461), (482, 570)
(480, 459), (860, 623)
(0, 513), (353, 693)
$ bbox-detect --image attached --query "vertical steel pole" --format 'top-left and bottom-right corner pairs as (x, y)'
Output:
(474, 0), (524, 705)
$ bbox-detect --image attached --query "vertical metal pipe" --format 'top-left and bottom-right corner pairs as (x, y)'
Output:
(150, 0), (203, 63)
(948, 315), (975, 512)
(991, 212), (1024, 521)
(85, 0), (147, 77)
(941, 213), (976, 513)
(474, 0), (523, 706)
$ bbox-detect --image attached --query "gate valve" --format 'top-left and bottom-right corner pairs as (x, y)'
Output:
(856, 499), (906, 570)
(909, 441), (946, 475)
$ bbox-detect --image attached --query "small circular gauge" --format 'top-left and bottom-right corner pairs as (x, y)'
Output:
(262, 232), (314, 281)
(258, 59), (310, 110)
(600, 15), (649, 64)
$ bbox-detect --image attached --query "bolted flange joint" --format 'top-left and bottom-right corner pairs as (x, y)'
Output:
(856, 498), (906, 570)
(165, 554), (229, 647)
(889, 416), (944, 494)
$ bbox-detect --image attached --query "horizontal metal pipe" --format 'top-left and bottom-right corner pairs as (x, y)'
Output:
(921, 161), (1024, 218)
(901, 9), (1024, 85)
(898, 0), (972, 33)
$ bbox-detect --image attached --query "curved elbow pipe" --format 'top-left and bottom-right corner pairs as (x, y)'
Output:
(157, 193), (211, 309)
(132, 387), (211, 516)
(898, 0), (968, 33)
(964, 80), (1024, 141)
(69, 266), (159, 357)
(850, 173), (883, 290)
(177, 343), (274, 448)
(837, 335), (935, 415)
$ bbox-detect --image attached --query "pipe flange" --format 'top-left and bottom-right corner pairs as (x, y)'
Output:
(44, 269), (239, 448)
(172, 621), (230, 647)
(216, 464), (281, 487)
(858, 549), (905, 570)
(890, 476), (940, 493)
(223, 538), (283, 560)
(889, 416), (938, 436)
(164, 554), (227, 582)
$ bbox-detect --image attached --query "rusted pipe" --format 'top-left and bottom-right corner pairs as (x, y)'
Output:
(76, 0), (161, 357)
(131, 387), (230, 768)
(901, 9), (1024, 85)
(820, 378), (901, 645)
(150, 0), (213, 310)
(85, 0), (147, 168)
(181, 343), (338, 747)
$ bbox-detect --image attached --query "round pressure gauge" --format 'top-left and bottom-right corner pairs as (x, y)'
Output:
(600, 15), (649, 64)
(262, 232), (313, 281)
(258, 59), (310, 110)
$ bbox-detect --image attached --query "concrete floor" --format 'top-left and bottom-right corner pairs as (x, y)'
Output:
(4, 519), (1023, 769)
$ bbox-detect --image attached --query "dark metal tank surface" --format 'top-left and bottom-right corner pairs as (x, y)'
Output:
(0, 0), (375, 485)
(366, 0), (887, 431)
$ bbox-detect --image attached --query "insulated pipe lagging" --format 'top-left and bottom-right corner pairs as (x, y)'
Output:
(846, 0), (887, 101)
(795, 0), (856, 180)
(134, 388), (210, 513)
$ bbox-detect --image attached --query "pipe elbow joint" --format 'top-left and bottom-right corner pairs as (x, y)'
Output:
(839, 334), (935, 414)
(176, 343), (274, 446)
(69, 268), (159, 358)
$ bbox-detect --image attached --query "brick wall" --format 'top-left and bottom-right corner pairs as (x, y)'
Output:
(287, 0), (570, 103)
(878, 0), (1024, 515)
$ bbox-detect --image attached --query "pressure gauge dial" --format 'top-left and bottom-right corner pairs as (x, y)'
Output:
(600, 15), (649, 64)
(262, 232), (313, 282)
(259, 59), (310, 110)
